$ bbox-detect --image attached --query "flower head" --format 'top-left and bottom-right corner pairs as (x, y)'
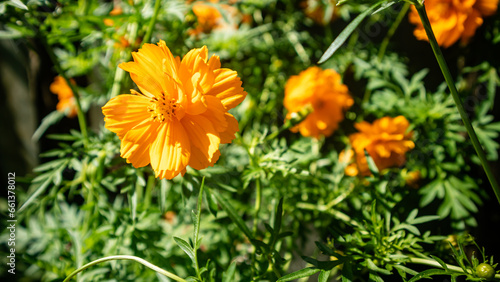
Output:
(189, 1), (238, 36)
(409, 0), (498, 47)
(102, 40), (247, 179)
(284, 66), (353, 139)
(343, 116), (415, 176)
(50, 76), (78, 118)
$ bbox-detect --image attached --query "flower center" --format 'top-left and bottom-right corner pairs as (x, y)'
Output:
(148, 94), (179, 122)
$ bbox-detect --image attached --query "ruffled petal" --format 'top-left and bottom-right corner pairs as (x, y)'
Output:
(181, 114), (220, 163)
(219, 113), (239, 144)
(189, 147), (221, 170)
(207, 68), (247, 110)
(150, 120), (191, 179)
(120, 121), (160, 168)
(200, 95), (228, 132)
(102, 94), (152, 139)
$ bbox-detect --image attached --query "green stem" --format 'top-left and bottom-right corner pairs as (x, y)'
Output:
(193, 178), (205, 281)
(253, 178), (262, 234)
(63, 255), (187, 282)
(408, 257), (500, 279)
(378, 2), (410, 60)
(415, 3), (500, 205)
(143, 0), (162, 44)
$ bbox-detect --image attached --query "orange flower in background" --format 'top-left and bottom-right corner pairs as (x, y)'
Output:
(343, 116), (415, 176)
(302, 0), (339, 25)
(409, 0), (498, 47)
(189, 0), (239, 36)
(284, 66), (353, 139)
(102, 40), (247, 179)
(104, 6), (123, 27)
(50, 76), (78, 118)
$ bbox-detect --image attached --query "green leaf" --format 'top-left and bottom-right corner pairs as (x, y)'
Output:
(213, 192), (254, 242)
(7, 0), (28, 10)
(408, 269), (450, 282)
(341, 260), (354, 282)
(318, 270), (331, 282)
(273, 198), (284, 235)
(222, 261), (237, 282)
(32, 111), (66, 142)
(174, 236), (195, 263)
(365, 150), (379, 175)
(276, 268), (321, 282)
(366, 259), (392, 275)
(393, 264), (419, 276)
(204, 186), (218, 217)
(392, 223), (421, 236)
(430, 255), (449, 270)
(318, 0), (385, 64)
(18, 177), (52, 213)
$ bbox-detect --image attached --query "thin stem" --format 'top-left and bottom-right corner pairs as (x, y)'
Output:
(408, 257), (500, 279)
(378, 2), (410, 60)
(63, 255), (187, 282)
(143, 0), (162, 44)
(193, 178), (205, 281)
(253, 178), (262, 234)
(415, 4), (500, 205)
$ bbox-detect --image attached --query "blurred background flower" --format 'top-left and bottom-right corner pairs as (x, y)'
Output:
(49, 76), (77, 118)
(409, 0), (499, 47)
(343, 116), (415, 176)
(284, 66), (353, 138)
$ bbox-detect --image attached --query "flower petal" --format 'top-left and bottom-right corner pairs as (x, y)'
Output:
(219, 113), (239, 144)
(102, 94), (152, 139)
(181, 114), (220, 163)
(207, 68), (247, 110)
(150, 120), (191, 179)
(120, 121), (160, 168)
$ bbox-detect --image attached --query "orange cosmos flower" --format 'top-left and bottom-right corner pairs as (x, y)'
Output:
(409, 0), (498, 47)
(189, 0), (239, 36)
(342, 116), (415, 176)
(284, 66), (353, 139)
(102, 40), (247, 179)
(50, 76), (78, 118)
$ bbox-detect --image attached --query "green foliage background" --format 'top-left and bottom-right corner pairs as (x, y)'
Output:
(1, 0), (500, 281)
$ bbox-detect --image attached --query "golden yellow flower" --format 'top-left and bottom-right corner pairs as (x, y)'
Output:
(284, 66), (353, 139)
(344, 116), (415, 176)
(50, 76), (78, 118)
(409, 0), (498, 47)
(102, 40), (247, 179)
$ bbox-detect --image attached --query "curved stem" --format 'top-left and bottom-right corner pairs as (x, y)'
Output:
(415, 4), (500, 205)
(408, 257), (500, 279)
(63, 255), (187, 282)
